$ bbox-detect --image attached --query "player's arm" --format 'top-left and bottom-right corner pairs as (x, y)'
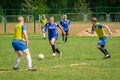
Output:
(42, 24), (47, 33)
(86, 26), (94, 34)
(57, 24), (66, 34)
(39, 20), (42, 28)
(22, 25), (29, 46)
(103, 24), (112, 35)
(68, 20), (71, 30)
(60, 20), (63, 27)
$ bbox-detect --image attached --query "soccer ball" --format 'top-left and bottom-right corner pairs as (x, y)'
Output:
(38, 54), (44, 60)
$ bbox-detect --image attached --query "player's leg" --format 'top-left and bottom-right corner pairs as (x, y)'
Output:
(50, 38), (56, 56)
(16, 40), (36, 71)
(23, 48), (36, 71)
(97, 37), (110, 59)
(12, 40), (22, 70)
(50, 37), (62, 57)
(65, 30), (69, 42)
(62, 32), (64, 41)
(42, 32), (46, 39)
(41, 27), (46, 39)
(13, 51), (23, 70)
(101, 45), (110, 58)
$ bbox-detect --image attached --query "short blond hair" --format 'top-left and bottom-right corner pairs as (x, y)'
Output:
(18, 16), (24, 22)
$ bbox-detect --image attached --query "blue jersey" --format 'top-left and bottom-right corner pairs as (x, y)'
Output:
(60, 19), (70, 31)
(44, 22), (59, 38)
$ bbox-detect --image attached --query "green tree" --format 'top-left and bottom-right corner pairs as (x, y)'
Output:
(21, 0), (48, 14)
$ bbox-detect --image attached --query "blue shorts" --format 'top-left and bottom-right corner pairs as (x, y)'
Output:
(98, 36), (107, 46)
(12, 40), (28, 51)
(49, 35), (58, 41)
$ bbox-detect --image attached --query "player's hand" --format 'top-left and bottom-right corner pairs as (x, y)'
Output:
(42, 29), (46, 33)
(86, 30), (89, 32)
(63, 31), (66, 35)
(109, 32), (112, 36)
(23, 39), (30, 46)
(26, 41), (30, 46)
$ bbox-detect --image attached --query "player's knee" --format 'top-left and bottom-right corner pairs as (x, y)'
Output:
(50, 40), (54, 45)
(97, 45), (101, 49)
(23, 49), (30, 55)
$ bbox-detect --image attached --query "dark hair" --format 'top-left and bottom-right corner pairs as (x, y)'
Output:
(91, 17), (97, 22)
(49, 15), (54, 18)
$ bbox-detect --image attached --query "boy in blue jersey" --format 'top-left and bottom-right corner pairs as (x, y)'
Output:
(86, 17), (112, 59)
(60, 14), (70, 42)
(12, 16), (36, 71)
(43, 16), (65, 57)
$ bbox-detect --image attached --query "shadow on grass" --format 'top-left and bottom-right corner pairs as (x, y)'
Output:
(0, 68), (11, 72)
(65, 58), (98, 61)
(85, 58), (98, 60)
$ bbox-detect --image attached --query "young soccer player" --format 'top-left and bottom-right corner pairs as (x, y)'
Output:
(86, 17), (112, 59)
(60, 14), (70, 42)
(43, 16), (65, 57)
(12, 16), (36, 71)
(40, 15), (47, 39)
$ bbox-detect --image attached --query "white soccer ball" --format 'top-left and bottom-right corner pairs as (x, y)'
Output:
(38, 54), (44, 60)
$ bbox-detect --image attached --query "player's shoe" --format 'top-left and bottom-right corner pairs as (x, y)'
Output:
(28, 67), (36, 71)
(13, 67), (20, 70)
(43, 37), (46, 39)
(104, 54), (111, 59)
(52, 53), (56, 57)
(59, 52), (62, 58)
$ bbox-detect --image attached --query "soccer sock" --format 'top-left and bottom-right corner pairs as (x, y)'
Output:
(98, 47), (108, 56)
(43, 33), (46, 38)
(14, 56), (21, 68)
(62, 33), (64, 41)
(26, 55), (32, 68)
(65, 36), (68, 42)
(55, 48), (60, 54)
(104, 49), (110, 55)
(51, 45), (56, 53)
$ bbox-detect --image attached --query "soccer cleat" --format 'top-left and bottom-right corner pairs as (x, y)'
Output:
(43, 37), (46, 39)
(59, 52), (62, 58)
(104, 55), (111, 59)
(52, 53), (56, 57)
(13, 67), (20, 70)
(28, 67), (36, 71)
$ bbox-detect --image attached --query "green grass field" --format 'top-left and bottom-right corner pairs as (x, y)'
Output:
(0, 35), (120, 80)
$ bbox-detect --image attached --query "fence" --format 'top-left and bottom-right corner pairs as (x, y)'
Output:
(0, 8), (120, 34)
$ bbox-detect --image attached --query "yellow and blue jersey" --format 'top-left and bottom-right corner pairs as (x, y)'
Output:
(14, 23), (26, 40)
(91, 23), (106, 38)
(40, 19), (47, 27)
(12, 23), (27, 51)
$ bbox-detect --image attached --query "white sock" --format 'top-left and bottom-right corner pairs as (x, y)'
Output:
(14, 56), (21, 68)
(43, 33), (46, 38)
(26, 55), (32, 68)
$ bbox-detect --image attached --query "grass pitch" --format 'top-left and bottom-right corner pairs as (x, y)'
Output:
(0, 35), (120, 80)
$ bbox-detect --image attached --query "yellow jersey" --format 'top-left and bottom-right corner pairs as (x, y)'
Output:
(14, 23), (26, 40)
(92, 23), (106, 38)
(40, 19), (47, 27)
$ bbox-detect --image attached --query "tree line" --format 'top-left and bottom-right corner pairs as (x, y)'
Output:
(0, 0), (120, 15)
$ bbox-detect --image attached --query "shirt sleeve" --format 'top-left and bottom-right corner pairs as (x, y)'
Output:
(42, 23), (47, 29)
(98, 24), (103, 28)
(69, 20), (70, 25)
(57, 23), (60, 27)
(60, 20), (62, 25)
(91, 26), (94, 32)
(22, 25), (26, 30)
